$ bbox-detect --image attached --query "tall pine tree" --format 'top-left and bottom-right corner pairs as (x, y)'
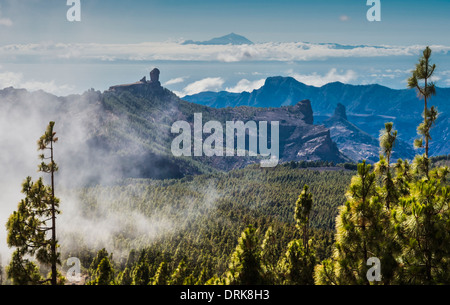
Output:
(392, 172), (450, 284)
(225, 225), (264, 285)
(408, 46), (438, 177)
(315, 161), (392, 285)
(6, 122), (60, 285)
(278, 185), (316, 285)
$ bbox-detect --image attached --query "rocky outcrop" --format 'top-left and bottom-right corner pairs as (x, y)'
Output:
(150, 68), (160, 85)
(211, 100), (348, 164)
(323, 103), (415, 163)
(333, 103), (347, 120)
(109, 68), (162, 93)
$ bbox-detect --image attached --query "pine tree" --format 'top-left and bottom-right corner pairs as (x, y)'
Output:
(379, 122), (397, 169)
(392, 174), (450, 284)
(278, 239), (315, 285)
(183, 272), (196, 285)
(117, 267), (133, 285)
(89, 249), (110, 275)
(225, 225), (264, 285)
(37, 121), (60, 285)
(260, 226), (278, 283)
(6, 250), (42, 285)
(278, 185), (315, 285)
(132, 261), (151, 285)
(387, 49), (450, 283)
(295, 185), (313, 252)
(87, 248), (114, 285)
(152, 261), (170, 285)
(408, 46), (438, 177)
(394, 159), (413, 197)
(89, 257), (115, 285)
(376, 122), (399, 209)
(195, 267), (211, 285)
(6, 122), (60, 285)
(315, 161), (392, 285)
(170, 259), (188, 285)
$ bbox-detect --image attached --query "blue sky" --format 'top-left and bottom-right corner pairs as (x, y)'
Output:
(0, 0), (450, 95)
(1, 0), (450, 44)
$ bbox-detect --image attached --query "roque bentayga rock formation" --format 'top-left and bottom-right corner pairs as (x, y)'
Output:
(105, 70), (350, 170)
(0, 70), (349, 181)
(109, 68), (163, 93)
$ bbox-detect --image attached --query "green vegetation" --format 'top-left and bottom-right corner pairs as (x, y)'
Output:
(408, 46), (438, 176)
(61, 164), (352, 285)
(6, 122), (61, 285)
(3, 47), (449, 286)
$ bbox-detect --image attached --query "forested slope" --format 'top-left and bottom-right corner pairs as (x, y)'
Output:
(61, 164), (354, 283)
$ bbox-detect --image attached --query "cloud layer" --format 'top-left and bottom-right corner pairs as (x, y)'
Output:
(0, 7), (12, 27)
(225, 79), (265, 93)
(1, 41), (449, 64)
(175, 77), (225, 96)
(0, 17), (12, 27)
(288, 68), (357, 87)
(0, 69), (74, 96)
(173, 69), (360, 98)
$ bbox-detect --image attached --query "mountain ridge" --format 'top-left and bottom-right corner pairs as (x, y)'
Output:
(183, 76), (450, 157)
(182, 33), (254, 45)
(0, 74), (348, 182)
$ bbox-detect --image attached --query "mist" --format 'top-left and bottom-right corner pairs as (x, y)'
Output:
(0, 86), (221, 268)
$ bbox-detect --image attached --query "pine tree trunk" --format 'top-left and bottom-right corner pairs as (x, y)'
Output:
(424, 59), (429, 177)
(50, 139), (57, 286)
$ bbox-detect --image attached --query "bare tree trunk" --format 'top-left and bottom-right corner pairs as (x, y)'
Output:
(50, 139), (57, 286)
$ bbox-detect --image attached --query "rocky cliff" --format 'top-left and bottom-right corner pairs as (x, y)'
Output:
(323, 103), (415, 163)
(184, 76), (450, 158)
(211, 100), (346, 163)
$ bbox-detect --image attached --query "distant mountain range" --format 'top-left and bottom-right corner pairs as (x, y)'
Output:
(0, 74), (349, 182)
(183, 77), (450, 158)
(3, 72), (446, 184)
(182, 33), (254, 45)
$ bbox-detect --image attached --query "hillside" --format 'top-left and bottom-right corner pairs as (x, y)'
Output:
(0, 71), (347, 184)
(62, 163), (355, 276)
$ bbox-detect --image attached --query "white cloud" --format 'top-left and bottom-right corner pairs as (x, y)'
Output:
(0, 17), (12, 27)
(163, 77), (186, 86)
(1, 41), (448, 63)
(0, 70), (74, 96)
(0, 6), (12, 27)
(177, 77), (225, 96)
(0, 71), (22, 87)
(429, 75), (441, 82)
(340, 15), (350, 22)
(225, 79), (265, 93)
(288, 68), (357, 87)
